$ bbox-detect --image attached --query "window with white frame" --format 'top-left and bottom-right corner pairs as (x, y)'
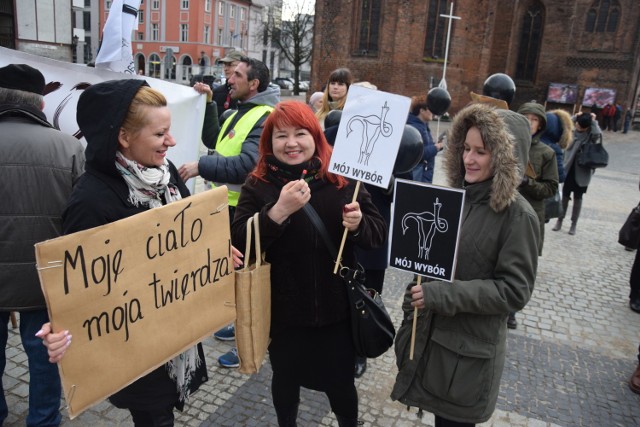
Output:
(181, 0), (189, 9)
(217, 28), (223, 44)
(204, 25), (210, 44)
(152, 23), (159, 40)
(138, 12), (144, 24)
(240, 7), (246, 21)
(205, 0), (211, 12)
(138, 32), (144, 40)
(181, 24), (189, 42)
(106, 0), (112, 9)
(230, 5), (235, 18)
(219, 1), (224, 16)
(152, 0), (159, 9)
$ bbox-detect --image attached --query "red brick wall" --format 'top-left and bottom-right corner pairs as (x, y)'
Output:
(312, 0), (640, 114)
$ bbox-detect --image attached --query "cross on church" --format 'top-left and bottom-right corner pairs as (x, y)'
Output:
(438, 3), (461, 90)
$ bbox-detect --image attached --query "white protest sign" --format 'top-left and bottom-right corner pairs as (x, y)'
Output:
(328, 85), (410, 188)
(0, 46), (204, 193)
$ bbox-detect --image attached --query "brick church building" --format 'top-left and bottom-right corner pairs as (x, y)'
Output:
(311, 0), (640, 116)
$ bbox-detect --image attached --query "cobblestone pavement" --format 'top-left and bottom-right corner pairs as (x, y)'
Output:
(3, 124), (640, 426)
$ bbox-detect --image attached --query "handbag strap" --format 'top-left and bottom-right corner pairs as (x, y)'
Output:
(243, 212), (261, 271)
(302, 204), (339, 262)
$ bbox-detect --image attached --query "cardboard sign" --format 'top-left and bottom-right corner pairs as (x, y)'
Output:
(34, 187), (236, 418)
(329, 85), (410, 189)
(389, 179), (465, 282)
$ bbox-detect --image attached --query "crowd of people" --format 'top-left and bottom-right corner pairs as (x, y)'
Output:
(1, 58), (638, 427)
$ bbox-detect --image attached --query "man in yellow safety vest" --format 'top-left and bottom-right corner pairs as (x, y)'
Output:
(179, 56), (280, 218)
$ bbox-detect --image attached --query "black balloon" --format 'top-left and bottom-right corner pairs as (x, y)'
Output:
(482, 73), (516, 105)
(393, 125), (423, 174)
(220, 108), (236, 124)
(427, 87), (451, 116)
(325, 109), (342, 129)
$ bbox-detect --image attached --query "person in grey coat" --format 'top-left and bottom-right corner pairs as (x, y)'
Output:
(391, 103), (539, 426)
(0, 64), (85, 426)
(552, 112), (602, 235)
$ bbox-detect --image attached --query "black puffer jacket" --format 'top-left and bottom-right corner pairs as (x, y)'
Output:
(65, 79), (207, 411)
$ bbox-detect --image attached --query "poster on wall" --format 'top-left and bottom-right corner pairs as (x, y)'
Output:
(582, 87), (617, 107)
(546, 83), (578, 104)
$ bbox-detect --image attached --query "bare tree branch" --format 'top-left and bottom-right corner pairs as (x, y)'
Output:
(262, 1), (314, 95)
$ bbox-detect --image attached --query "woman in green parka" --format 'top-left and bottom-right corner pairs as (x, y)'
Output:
(391, 103), (540, 426)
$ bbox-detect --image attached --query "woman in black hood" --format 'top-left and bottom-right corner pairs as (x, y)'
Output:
(39, 79), (240, 425)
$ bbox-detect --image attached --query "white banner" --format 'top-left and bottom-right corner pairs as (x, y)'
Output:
(95, 0), (141, 73)
(0, 46), (204, 192)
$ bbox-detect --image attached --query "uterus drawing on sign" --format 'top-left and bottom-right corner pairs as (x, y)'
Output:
(402, 198), (449, 260)
(347, 101), (393, 166)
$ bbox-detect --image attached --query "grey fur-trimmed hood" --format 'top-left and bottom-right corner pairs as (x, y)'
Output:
(444, 103), (521, 213)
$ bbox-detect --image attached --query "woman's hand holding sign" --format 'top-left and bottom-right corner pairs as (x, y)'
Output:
(36, 323), (71, 363)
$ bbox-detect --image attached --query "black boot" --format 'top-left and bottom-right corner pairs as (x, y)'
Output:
(336, 414), (359, 427)
(275, 401), (299, 427)
(552, 197), (570, 231)
(569, 198), (582, 235)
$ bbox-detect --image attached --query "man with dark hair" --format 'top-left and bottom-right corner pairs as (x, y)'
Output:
(0, 64), (85, 425)
(179, 57), (279, 368)
(406, 95), (444, 184)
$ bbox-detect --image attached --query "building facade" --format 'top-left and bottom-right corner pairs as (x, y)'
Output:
(1, 0), (76, 62)
(312, 0), (640, 115)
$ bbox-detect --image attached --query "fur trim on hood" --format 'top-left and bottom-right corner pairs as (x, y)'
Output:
(547, 108), (574, 150)
(444, 103), (521, 213)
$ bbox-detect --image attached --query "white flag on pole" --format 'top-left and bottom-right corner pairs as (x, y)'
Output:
(95, 0), (141, 73)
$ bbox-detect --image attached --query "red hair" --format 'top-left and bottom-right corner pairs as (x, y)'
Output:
(252, 101), (347, 188)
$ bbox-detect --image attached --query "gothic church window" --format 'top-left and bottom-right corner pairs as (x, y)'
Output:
(515, 2), (544, 82)
(585, 0), (620, 33)
(355, 0), (381, 55)
(423, 0), (448, 59)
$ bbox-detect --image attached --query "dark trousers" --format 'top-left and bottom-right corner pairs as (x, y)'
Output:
(435, 415), (475, 427)
(0, 310), (62, 427)
(630, 249), (640, 302)
(129, 407), (175, 426)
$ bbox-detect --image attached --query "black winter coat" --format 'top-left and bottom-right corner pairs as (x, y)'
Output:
(65, 79), (208, 411)
(231, 176), (387, 336)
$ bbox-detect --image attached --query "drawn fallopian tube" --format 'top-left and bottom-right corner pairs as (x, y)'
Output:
(401, 198), (448, 260)
(347, 101), (393, 166)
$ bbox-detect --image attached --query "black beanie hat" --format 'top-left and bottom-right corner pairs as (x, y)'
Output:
(0, 64), (46, 95)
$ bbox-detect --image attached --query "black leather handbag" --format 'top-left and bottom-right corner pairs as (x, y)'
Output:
(618, 202), (640, 249)
(544, 190), (563, 220)
(578, 135), (609, 169)
(302, 204), (396, 358)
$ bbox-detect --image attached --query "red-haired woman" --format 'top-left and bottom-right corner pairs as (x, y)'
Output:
(231, 101), (386, 426)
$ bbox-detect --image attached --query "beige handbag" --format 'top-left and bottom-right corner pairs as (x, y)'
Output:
(235, 212), (271, 374)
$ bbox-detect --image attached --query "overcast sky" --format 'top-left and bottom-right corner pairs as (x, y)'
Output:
(282, 0), (314, 19)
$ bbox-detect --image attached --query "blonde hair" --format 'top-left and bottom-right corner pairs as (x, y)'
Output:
(120, 86), (167, 135)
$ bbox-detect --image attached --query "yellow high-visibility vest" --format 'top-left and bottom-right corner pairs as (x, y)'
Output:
(212, 104), (273, 206)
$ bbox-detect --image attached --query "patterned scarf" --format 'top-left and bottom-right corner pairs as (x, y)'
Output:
(114, 151), (199, 402)
(115, 152), (182, 208)
(264, 156), (323, 189)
